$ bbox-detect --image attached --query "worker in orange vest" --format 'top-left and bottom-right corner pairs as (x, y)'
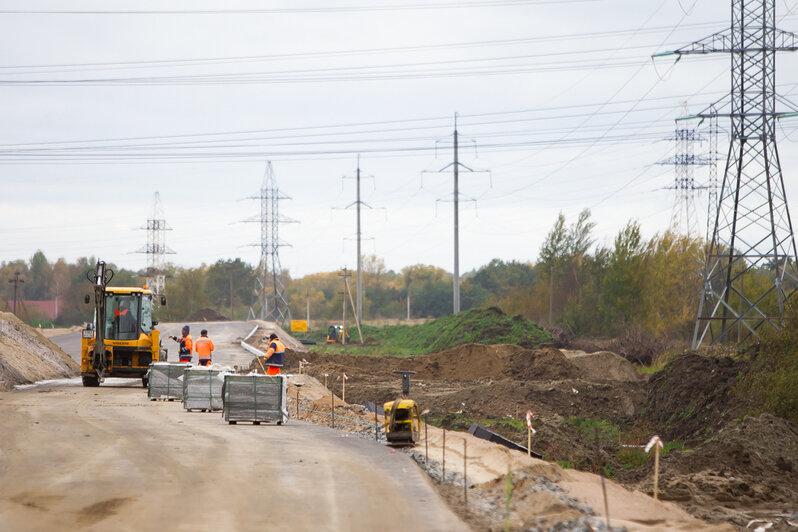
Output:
(169, 325), (193, 363)
(194, 329), (215, 367)
(264, 333), (285, 376)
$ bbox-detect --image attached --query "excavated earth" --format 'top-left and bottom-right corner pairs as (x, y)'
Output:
(285, 344), (798, 530)
(0, 311), (79, 390)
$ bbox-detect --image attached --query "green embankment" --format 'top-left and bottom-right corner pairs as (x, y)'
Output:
(305, 307), (555, 356)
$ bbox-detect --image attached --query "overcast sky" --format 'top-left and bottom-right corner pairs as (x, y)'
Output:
(2, 0), (798, 277)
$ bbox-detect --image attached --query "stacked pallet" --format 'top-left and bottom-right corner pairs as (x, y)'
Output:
(147, 362), (191, 400)
(183, 367), (228, 412)
(223, 374), (287, 425)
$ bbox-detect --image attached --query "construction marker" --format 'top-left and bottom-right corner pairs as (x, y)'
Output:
(342, 372), (348, 403)
(525, 410), (536, 457)
(505, 464), (512, 532)
(645, 435), (665, 500)
(324, 373), (328, 389)
(442, 428), (446, 483)
(463, 438), (468, 504)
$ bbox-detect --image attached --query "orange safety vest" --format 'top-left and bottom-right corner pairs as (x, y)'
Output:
(179, 334), (193, 356)
(194, 336), (214, 359)
(114, 307), (129, 317)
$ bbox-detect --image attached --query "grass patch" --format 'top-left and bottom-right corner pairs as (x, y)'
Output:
(616, 448), (647, 469)
(568, 417), (619, 443)
(305, 307), (555, 356)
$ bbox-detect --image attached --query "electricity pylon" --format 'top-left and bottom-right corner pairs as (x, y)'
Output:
(657, 0), (798, 346)
(658, 126), (710, 237)
(136, 191), (174, 297)
(245, 162), (296, 323)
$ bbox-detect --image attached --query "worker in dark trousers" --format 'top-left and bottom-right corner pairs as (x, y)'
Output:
(194, 329), (214, 367)
(169, 325), (193, 364)
(264, 333), (285, 375)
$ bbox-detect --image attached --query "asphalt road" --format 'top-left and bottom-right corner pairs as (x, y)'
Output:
(0, 381), (469, 531)
(51, 321), (264, 369)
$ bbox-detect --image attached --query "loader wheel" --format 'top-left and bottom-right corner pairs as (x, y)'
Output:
(229, 421), (237, 425)
(82, 376), (100, 387)
(141, 377), (148, 388)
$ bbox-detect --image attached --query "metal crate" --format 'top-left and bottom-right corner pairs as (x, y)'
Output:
(222, 374), (287, 425)
(147, 362), (191, 400)
(183, 368), (226, 412)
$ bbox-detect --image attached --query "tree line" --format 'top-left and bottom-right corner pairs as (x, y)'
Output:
(4, 209), (757, 342)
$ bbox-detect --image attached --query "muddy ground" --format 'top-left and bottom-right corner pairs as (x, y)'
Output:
(283, 344), (798, 530)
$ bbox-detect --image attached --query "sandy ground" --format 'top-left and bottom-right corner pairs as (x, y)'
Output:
(0, 379), (468, 532)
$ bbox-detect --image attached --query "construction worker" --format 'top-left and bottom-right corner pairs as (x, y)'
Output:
(113, 299), (137, 337)
(194, 329), (214, 367)
(169, 325), (193, 364)
(264, 333), (285, 376)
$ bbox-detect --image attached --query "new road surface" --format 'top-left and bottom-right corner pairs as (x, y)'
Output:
(2, 322), (468, 531)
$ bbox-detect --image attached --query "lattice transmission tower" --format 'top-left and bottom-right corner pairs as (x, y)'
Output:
(658, 0), (798, 346)
(136, 191), (175, 296)
(246, 162), (296, 323)
(658, 125), (709, 237)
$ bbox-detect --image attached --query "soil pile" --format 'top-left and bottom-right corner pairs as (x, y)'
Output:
(645, 414), (798, 523)
(0, 311), (79, 391)
(645, 353), (747, 443)
(564, 351), (643, 382)
(185, 308), (229, 321)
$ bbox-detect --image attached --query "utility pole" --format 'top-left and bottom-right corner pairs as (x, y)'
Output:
(245, 162), (297, 323)
(657, 0), (798, 346)
(8, 271), (24, 316)
(338, 267), (352, 345)
(306, 289), (310, 328)
(229, 263), (234, 321)
(425, 114), (489, 314)
(338, 155), (380, 324)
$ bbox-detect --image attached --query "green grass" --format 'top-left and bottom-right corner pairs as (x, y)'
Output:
(305, 307), (555, 356)
(567, 417), (620, 443)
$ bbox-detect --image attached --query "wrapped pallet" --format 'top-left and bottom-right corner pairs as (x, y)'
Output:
(147, 362), (191, 401)
(223, 374), (288, 425)
(183, 367), (227, 412)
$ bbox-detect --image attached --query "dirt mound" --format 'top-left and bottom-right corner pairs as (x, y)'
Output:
(644, 414), (798, 523)
(399, 343), (582, 382)
(645, 353), (747, 444)
(0, 312), (79, 391)
(564, 350), (643, 382)
(185, 308), (229, 321)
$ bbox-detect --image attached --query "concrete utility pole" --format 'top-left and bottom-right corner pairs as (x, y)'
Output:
(338, 267), (352, 345)
(425, 114), (489, 315)
(338, 155), (380, 324)
(8, 271), (23, 316)
(657, 0), (798, 346)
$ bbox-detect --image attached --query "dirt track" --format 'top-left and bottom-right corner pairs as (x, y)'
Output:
(0, 380), (468, 532)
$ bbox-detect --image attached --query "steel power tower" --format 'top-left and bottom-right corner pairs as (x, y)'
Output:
(658, 126), (709, 237)
(658, 0), (798, 346)
(246, 162), (296, 323)
(136, 192), (175, 296)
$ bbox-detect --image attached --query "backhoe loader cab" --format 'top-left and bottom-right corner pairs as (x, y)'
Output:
(80, 260), (166, 387)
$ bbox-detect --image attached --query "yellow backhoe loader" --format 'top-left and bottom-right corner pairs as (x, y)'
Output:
(80, 260), (167, 387)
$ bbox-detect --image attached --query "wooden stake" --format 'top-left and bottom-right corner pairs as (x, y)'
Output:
(342, 374), (346, 403)
(296, 387), (300, 419)
(463, 439), (468, 504)
(324, 374), (328, 389)
(424, 416), (428, 465)
(442, 428), (446, 483)
(331, 390), (335, 428)
(654, 444), (660, 501)
(594, 427), (611, 528)
(505, 464), (512, 532)
(527, 426), (531, 457)
(374, 406), (379, 441)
